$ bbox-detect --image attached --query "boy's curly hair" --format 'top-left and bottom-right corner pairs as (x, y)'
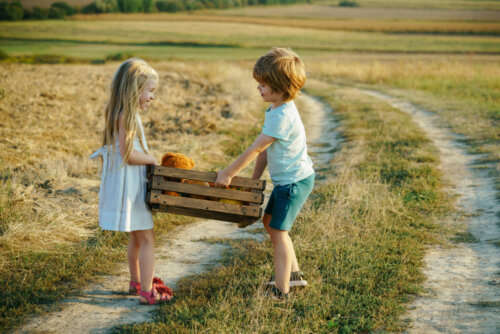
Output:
(253, 47), (306, 102)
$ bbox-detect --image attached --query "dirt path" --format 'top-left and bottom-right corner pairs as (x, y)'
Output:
(360, 90), (500, 333)
(16, 94), (340, 334)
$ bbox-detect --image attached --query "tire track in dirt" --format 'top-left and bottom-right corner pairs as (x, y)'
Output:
(16, 94), (340, 334)
(360, 89), (500, 334)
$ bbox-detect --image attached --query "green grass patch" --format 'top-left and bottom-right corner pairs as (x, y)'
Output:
(113, 84), (449, 333)
(0, 173), (196, 330)
(450, 231), (480, 243)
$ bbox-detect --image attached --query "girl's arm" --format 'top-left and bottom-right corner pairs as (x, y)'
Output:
(215, 133), (275, 187)
(252, 150), (267, 180)
(118, 118), (157, 165)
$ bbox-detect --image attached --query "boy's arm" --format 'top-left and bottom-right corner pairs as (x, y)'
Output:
(119, 117), (157, 165)
(215, 133), (275, 187)
(252, 150), (267, 180)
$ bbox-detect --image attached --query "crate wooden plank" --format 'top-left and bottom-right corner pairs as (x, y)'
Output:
(151, 204), (256, 224)
(149, 176), (264, 204)
(149, 192), (262, 218)
(150, 165), (266, 190)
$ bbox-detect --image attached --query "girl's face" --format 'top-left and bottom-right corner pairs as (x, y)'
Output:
(257, 82), (284, 105)
(139, 79), (158, 111)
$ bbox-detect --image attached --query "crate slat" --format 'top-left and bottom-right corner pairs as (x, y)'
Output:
(149, 176), (264, 204)
(150, 204), (256, 224)
(150, 165), (266, 190)
(149, 192), (262, 218)
(147, 165), (266, 224)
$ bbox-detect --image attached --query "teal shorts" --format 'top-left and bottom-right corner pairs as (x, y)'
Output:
(265, 174), (315, 231)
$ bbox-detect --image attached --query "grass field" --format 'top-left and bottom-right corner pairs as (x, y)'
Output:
(1, 18), (499, 63)
(71, 13), (500, 35)
(220, 3), (500, 19)
(1, 2), (499, 332)
(11, 0), (500, 11)
(0, 61), (266, 330)
(113, 80), (451, 333)
(308, 56), (500, 163)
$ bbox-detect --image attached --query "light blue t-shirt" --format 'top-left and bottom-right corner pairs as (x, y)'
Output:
(262, 101), (314, 186)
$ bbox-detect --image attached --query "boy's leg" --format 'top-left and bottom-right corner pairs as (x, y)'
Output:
(286, 234), (300, 273)
(128, 231), (140, 283)
(269, 227), (293, 293)
(264, 213), (299, 273)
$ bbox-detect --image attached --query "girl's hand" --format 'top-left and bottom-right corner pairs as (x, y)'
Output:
(215, 170), (233, 188)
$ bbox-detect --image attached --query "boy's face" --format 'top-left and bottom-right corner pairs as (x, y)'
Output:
(139, 79), (158, 111)
(257, 82), (284, 104)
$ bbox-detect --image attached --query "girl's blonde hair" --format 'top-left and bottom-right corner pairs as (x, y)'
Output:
(103, 58), (158, 166)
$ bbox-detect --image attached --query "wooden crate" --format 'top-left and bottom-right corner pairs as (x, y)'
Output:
(147, 165), (266, 224)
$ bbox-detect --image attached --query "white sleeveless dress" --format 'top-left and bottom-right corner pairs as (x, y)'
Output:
(90, 116), (154, 232)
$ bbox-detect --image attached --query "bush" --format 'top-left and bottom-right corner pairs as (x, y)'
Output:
(0, 49), (8, 60)
(49, 7), (66, 19)
(0, 1), (24, 21)
(156, 0), (185, 12)
(185, 0), (206, 10)
(339, 0), (358, 7)
(117, 0), (143, 12)
(82, 3), (99, 13)
(31, 6), (49, 20)
(51, 2), (75, 15)
(106, 52), (134, 61)
(142, 0), (155, 12)
(95, 0), (119, 12)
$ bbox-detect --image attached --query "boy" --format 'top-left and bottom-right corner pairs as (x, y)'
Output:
(215, 47), (315, 299)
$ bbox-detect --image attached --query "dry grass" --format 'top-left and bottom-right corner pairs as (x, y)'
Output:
(2, 19), (499, 60)
(218, 4), (500, 20)
(0, 61), (267, 330)
(73, 13), (500, 35)
(0, 61), (262, 252)
(307, 57), (500, 162)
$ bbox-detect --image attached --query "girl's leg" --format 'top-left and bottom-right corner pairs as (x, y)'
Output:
(264, 214), (299, 273)
(128, 231), (141, 283)
(269, 228), (293, 293)
(136, 228), (156, 294)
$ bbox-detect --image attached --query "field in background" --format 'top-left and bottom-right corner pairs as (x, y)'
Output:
(220, 3), (500, 19)
(1, 1), (500, 61)
(1, 19), (499, 62)
(1, 1), (499, 332)
(308, 55), (500, 165)
(11, 0), (500, 11)
(315, 0), (500, 10)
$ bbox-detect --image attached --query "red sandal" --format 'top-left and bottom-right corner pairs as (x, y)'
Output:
(139, 288), (160, 305)
(153, 277), (174, 302)
(129, 281), (140, 295)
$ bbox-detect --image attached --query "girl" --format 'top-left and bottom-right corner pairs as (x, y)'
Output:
(90, 58), (172, 305)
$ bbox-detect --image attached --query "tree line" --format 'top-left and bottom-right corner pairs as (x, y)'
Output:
(0, 0), (310, 20)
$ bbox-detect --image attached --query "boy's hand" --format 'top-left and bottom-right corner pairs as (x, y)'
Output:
(215, 170), (233, 188)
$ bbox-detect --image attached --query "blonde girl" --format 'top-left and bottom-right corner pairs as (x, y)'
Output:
(91, 58), (172, 305)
